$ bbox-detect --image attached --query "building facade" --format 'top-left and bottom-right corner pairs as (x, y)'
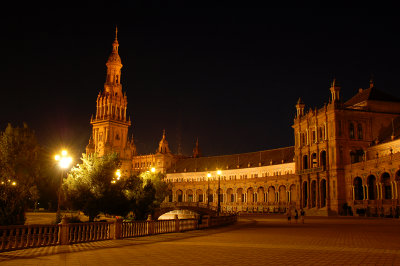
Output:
(88, 32), (400, 216)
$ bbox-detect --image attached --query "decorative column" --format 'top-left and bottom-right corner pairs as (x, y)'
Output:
(363, 185), (366, 200)
(352, 186), (355, 201)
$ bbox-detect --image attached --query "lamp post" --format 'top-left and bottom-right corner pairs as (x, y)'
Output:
(217, 170), (222, 216)
(54, 150), (72, 220)
(207, 173), (211, 208)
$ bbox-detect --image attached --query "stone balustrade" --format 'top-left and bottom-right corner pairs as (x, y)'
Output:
(0, 224), (59, 252)
(0, 214), (237, 253)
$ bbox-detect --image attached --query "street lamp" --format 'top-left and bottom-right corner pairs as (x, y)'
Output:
(151, 167), (156, 173)
(217, 170), (222, 216)
(207, 173), (211, 207)
(54, 149), (72, 219)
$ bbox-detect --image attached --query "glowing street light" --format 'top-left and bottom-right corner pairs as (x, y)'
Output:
(151, 167), (156, 173)
(116, 169), (121, 180)
(54, 149), (73, 219)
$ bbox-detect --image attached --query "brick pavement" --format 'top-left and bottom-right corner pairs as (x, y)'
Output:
(1, 215), (400, 265)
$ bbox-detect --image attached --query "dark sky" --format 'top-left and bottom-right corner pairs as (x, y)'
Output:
(1, 7), (400, 159)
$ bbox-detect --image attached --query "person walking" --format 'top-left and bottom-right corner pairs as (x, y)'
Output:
(300, 209), (305, 223)
(287, 209), (292, 224)
(294, 209), (299, 223)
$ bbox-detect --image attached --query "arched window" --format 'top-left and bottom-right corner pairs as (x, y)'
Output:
(381, 172), (392, 200)
(320, 150), (327, 168)
(349, 122), (355, 139)
(357, 123), (363, 139)
(311, 153), (317, 168)
(353, 177), (363, 200)
(303, 155), (308, 169)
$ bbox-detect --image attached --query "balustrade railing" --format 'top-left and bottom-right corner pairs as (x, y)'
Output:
(0, 224), (59, 252)
(154, 220), (175, 234)
(68, 222), (113, 244)
(0, 214), (236, 253)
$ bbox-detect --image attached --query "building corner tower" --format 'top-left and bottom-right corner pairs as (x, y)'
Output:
(86, 28), (136, 174)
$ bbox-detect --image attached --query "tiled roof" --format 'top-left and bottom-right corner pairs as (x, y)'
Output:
(167, 146), (294, 173)
(344, 87), (400, 107)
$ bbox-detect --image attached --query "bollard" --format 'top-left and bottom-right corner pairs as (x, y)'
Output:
(58, 216), (69, 245)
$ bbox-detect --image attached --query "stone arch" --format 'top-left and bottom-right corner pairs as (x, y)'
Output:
(186, 189), (193, 202)
(279, 185), (286, 204)
(367, 175), (377, 200)
(311, 180), (317, 208)
(196, 189), (203, 202)
(396, 170), (400, 181)
(353, 177), (363, 200)
(302, 181), (308, 208)
(320, 179), (327, 207)
(268, 186), (275, 203)
(167, 189), (173, 202)
(247, 187), (254, 203)
(176, 189), (183, 202)
(381, 172), (392, 200)
(289, 184), (297, 203)
(257, 187), (265, 202)
(237, 188), (244, 203)
(207, 188), (214, 203)
(226, 188), (234, 203)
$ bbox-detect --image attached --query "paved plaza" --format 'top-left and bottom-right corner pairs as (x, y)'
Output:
(1, 215), (400, 265)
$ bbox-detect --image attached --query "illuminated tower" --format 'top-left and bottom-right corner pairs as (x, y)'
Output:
(86, 28), (136, 173)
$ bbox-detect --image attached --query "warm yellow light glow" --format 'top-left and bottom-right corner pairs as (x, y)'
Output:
(55, 149), (73, 169)
(207, 173), (211, 178)
(111, 180), (116, 184)
(151, 167), (156, 173)
(116, 169), (121, 177)
(217, 170), (222, 175)
(11, 181), (16, 186)
(59, 156), (72, 169)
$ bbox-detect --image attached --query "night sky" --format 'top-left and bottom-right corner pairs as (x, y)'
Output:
(2, 7), (400, 160)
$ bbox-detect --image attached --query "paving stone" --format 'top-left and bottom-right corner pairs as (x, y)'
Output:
(1, 215), (400, 265)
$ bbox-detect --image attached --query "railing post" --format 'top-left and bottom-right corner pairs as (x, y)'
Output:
(147, 215), (154, 235)
(59, 216), (69, 245)
(174, 214), (180, 232)
(207, 216), (211, 228)
(112, 218), (123, 239)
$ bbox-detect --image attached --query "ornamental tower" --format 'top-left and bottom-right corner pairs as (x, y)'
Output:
(86, 28), (136, 173)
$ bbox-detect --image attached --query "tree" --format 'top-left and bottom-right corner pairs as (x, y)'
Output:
(0, 123), (40, 225)
(63, 152), (170, 221)
(63, 152), (128, 221)
(132, 171), (169, 220)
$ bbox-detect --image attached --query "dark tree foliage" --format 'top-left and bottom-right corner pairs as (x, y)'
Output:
(132, 171), (169, 220)
(63, 153), (125, 221)
(63, 152), (169, 221)
(0, 123), (40, 225)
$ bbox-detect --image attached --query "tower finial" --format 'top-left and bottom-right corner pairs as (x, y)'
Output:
(115, 26), (118, 41)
